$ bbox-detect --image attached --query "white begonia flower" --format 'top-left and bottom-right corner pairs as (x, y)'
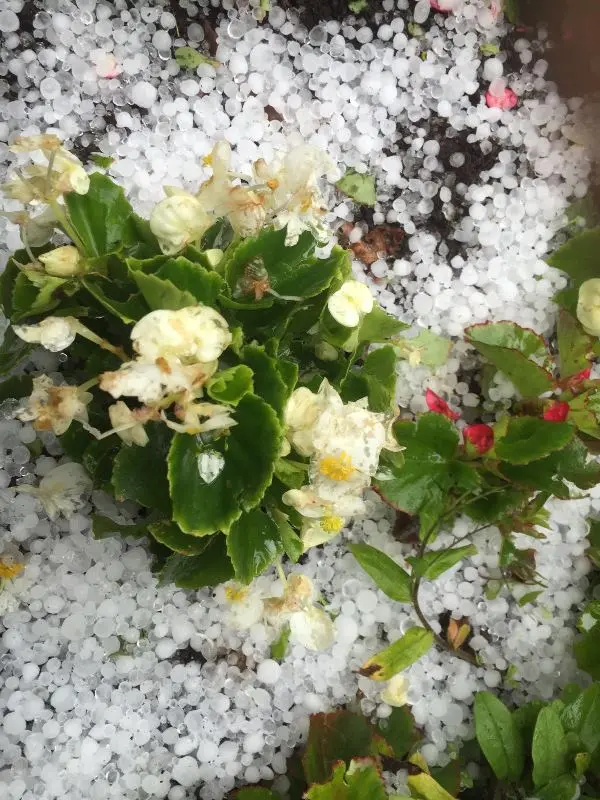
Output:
(282, 486), (366, 520)
(381, 674), (409, 707)
(16, 462), (92, 520)
(13, 317), (78, 353)
(99, 360), (209, 406)
(162, 401), (236, 436)
(223, 582), (265, 630)
(3, 143), (88, 202)
(38, 245), (83, 277)
(264, 574), (334, 651)
(9, 134), (63, 154)
(300, 515), (347, 550)
(284, 382), (339, 457)
(52, 150), (90, 195)
(577, 279), (600, 337)
(150, 192), (213, 255)
(131, 305), (232, 365)
(17, 375), (92, 436)
(327, 280), (374, 328)
(108, 402), (151, 447)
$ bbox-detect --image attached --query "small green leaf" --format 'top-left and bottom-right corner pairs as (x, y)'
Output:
(112, 423), (172, 514)
(0, 328), (32, 375)
(336, 169), (377, 207)
(532, 706), (569, 787)
(241, 344), (291, 418)
(414, 413), (459, 458)
(575, 752), (592, 779)
(474, 691), (524, 781)
(11, 271), (68, 320)
(271, 509), (303, 562)
(377, 707), (419, 759)
(406, 772), (456, 800)
(65, 172), (135, 257)
(160, 534), (234, 589)
(535, 774), (579, 800)
(132, 269), (197, 310)
(495, 417), (574, 465)
(168, 394), (281, 535)
(360, 627), (434, 680)
(397, 328), (452, 369)
(83, 436), (121, 488)
(155, 256), (224, 305)
(227, 508), (283, 584)
(574, 622), (600, 679)
(92, 514), (147, 540)
(302, 710), (382, 784)
(305, 759), (387, 800)
(480, 42), (500, 55)
(82, 275), (148, 323)
(90, 153), (115, 168)
(357, 306), (409, 347)
(557, 308), (593, 378)
(561, 684), (600, 754)
(409, 545), (477, 581)
(518, 590), (543, 606)
(466, 321), (548, 359)
(207, 365), (254, 406)
(348, 0), (368, 11)
(174, 46), (219, 69)
(148, 521), (212, 555)
(270, 624), (290, 662)
(273, 458), (308, 489)
(547, 227), (600, 285)
(349, 542), (412, 602)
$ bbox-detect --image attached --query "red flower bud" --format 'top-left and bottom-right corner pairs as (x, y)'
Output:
(464, 423), (494, 454)
(425, 389), (460, 421)
(543, 401), (569, 422)
(571, 367), (591, 383)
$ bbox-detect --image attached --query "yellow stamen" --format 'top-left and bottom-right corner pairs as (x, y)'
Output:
(266, 179), (279, 190)
(320, 516), (344, 534)
(318, 452), (355, 481)
(202, 153), (213, 166)
(225, 585), (247, 603)
(0, 558), (24, 580)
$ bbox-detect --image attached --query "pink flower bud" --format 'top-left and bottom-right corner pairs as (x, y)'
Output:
(464, 423), (494, 454)
(425, 389), (460, 421)
(485, 86), (518, 110)
(543, 401), (569, 422)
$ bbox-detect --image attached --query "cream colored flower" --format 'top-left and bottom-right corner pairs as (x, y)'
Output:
(264, 574), (334, 651)
(223, 582), (265, 630)
(51, 150), (89, 195)
(9, 134), (63, 154)
(17, 375), (92, 436)
(38, 245), (83, 277)
(131, 305), (232, 364)
(13, 317), (78, 353)
(327, 280), (374, 328)
(381, 674), (409, 707)
(108, 402), (151, 447)
(282, 486), (366, 519)
(162, 400), (236, 435)
(577, 279), (600, 337)
(2, 144), (88, 202)
(284, 383), (337, 457)
(17, 463), (92, 520)
(300, 514), (346, 550)
(150, 192), (213, 255)
(99, 360), (208, 406)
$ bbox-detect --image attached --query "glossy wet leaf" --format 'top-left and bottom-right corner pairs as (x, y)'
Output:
(349, 542), (412, 602)
(160, 534), (234, 589)
(336, 169), (377, 206)
(227, 508), (283, 584)
(474, 691), (524, 781)
(532, 706), (568, 787)
(360, 627), (434, 680)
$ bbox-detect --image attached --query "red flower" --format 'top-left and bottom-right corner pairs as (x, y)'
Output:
(464, 424), (494, 454)
(425, 389), (460, 421)
(543, 401), (570, 422)
(485, 86), (518, 110)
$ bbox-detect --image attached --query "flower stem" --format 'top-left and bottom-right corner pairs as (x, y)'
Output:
(70, 319), (128, 362)
(49, 200), (86, 253)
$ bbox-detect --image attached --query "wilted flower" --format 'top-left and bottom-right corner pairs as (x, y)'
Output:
(38, 245), (83, 277)
(284, 382), (338, 457)
(223, 581), (265, 630)
(282, 486), (366, 520)
(577, 279), (600, 337)
(2, 140), (89, 202)
(9, 134), (63, 154)
(300, 514), (346, 550)
(425, 389), (460, 421)
(131, 305), (232, 365)
(264, 574), (334, 651)
(17, 375), (92, 436)
(543, 401), (570, 422)
(381, 674), (409, 706)
(107, 401), (154, 447)
(150, 192), (213, 254)
(162, 400), (236, 435)
(16, 462), (92, 520)
(463, 423), (494, 454)
(327, 280), (374, 328)
(13, 316), (78, 353)
(99, 360), (209, 406)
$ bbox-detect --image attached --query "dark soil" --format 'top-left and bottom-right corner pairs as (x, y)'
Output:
(276, 0), (388, 29)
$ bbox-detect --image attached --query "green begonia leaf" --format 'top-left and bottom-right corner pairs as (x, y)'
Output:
(409, 544), (477, 580)
(357, 305), (409, 347)
(65, 172), (135, 257)
(0, 327), (32, 375)
(557, 308), (593, 378)
(82, 436), (121, 489)
(377, 707), (420, 759)
(561, 684), (600, 754)
(336, 169), (377, 206)
(92, 514), (147, 540)
(148, 520), (212, 555)
(406, 773), (457, 800)
(11, 271), (69, 321)
(112, 423), (172, 514)
(160, 534), (234, 589)
(207, 365), (254, 406)
(474, 691), (524, 781)
(305, 759), (387, 800)
(273, 458), (308, 489)
(168, 393), (281, 535)
(0, 375), (32, 403)
(495, 417), (574, 464)
(532, 706), (569, 787)
(343, 345), (397, 412)
(466, 321), (549, 359)
(82, 275), (148, 323)
(227, 508), (283, 584)
(270, 625), (291, 662)
(535, 775), (579, 800)
(547, 227), (600, 285)
(131, 270), (197, 311)
(241, 344), (291, 418)
(397, 328), (452, 369)
(360, 627), (434, 680)
(574, 622), (600, 680)
(349, 542), (412, 602)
